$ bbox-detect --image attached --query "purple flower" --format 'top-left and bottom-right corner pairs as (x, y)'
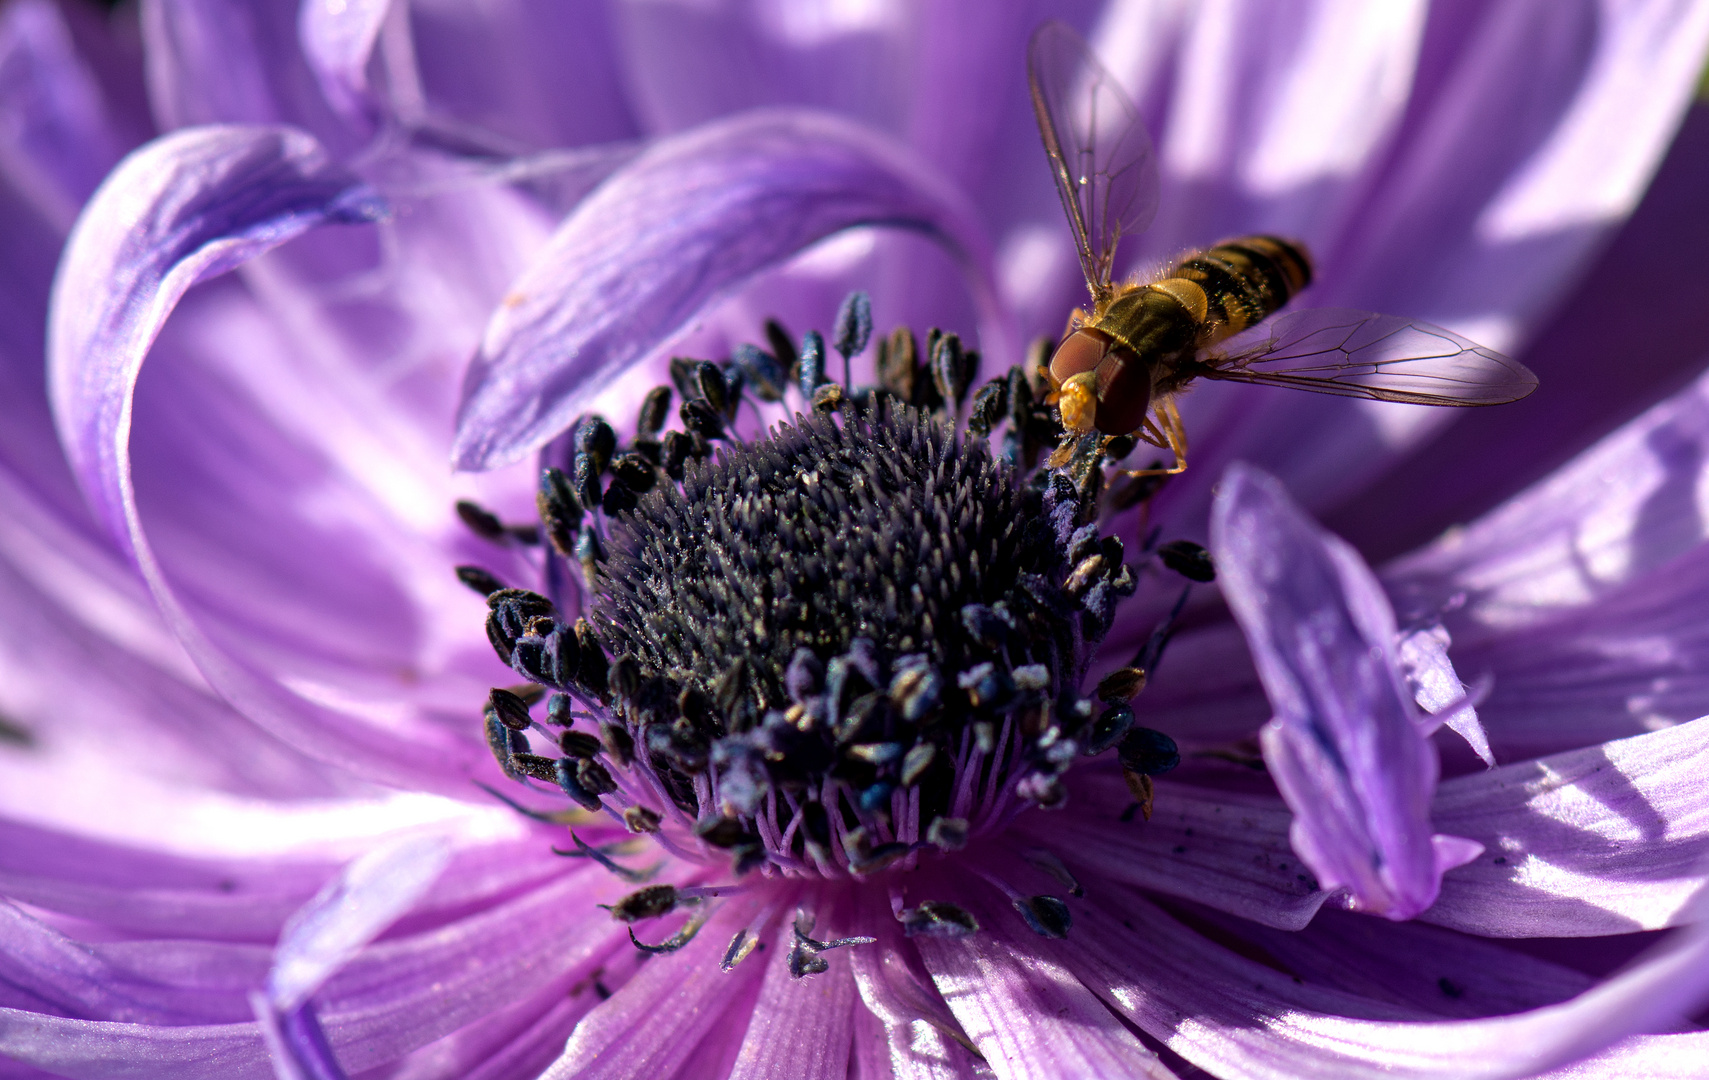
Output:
(4, 2), (1709, 1079)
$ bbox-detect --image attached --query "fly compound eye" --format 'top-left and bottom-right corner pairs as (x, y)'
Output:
(1047, 328), (1109, 382)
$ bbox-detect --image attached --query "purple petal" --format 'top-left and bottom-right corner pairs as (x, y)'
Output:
(1137, 0), (1709, 541)
(41, 126), (507, 790)
(912, 888), (1178, 1080)
(408, 0), (637, 150)
(139, 0), (352, 150)
(1016, 774), (1329, 930)
(540, 897), (768, 1080)
(847, 897), (979, 1080)
(0, 0), (129, 225)
(1241, 907), (1596, 1018)
(297, 0), (391, 130)
(452, 108), (1007, 471)
(267, 835), (450, 1012)
(1055, 882), (1709, 1080)
(1396, 623), (1495, 767)
(48, 123), (378, 553)
(1424, 718), (1709, 937)
(726, 910), (857, 1080)
(1211, 463), (1476, 919)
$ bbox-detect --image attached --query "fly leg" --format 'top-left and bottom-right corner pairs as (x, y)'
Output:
(1119, 398), (1188, 477)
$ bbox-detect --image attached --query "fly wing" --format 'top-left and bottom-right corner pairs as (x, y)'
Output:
(1199, 308), (1538, 406)
(1027, 21), (1159, 297)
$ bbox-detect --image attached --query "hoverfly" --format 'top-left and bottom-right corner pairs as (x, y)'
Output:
(1028, 21), (1538, 476)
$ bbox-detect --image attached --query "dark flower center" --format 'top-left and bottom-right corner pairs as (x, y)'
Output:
(464, 308), (1186, 890)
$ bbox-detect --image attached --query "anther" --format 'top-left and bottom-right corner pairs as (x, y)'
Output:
(575, 416), (617, 473)
(764, 319), (799, 373)
(637, 386), (672, 439)
(797, 330), (826, 393)
(1118, 726), (1180, 776)
(1157, 539), (1216, 582)
(456, 565), (505, 596)
(559, 730), (603, 758)
(1086, 703), (1134, 755)
(488, 687), (534, 731)
(603, 883), (682, 922)
(1097, 666), (1147, 702)
(455, 500), (508, 542)
(1013, 895), (1072, 938)
(733, 343), (786, 402)
(832, 291), (873, 362)
(900, 901), (979, 938)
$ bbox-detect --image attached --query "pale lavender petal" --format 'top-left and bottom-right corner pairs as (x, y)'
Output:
(1142, 0), (1709, 538)
(1015, 772), (1330, 930)
(42, 126), (505, 789)
(0, 1015), (271, 1080)
(0, 0), (129, 227)
(139, 0), (350, 150)
(913, 888), (1179, 1080)
(540, 897), (768, 1080)
(1544, 1033), (1709, 1079)
(847, 907), (979, 1080)
(1456, 543), (1709, 760)
(48, 123), (378, 554)
(1213, 464), (1480, 918)
(297, 0), (392, 130)
(726, 912), (857, 1080)
(453, 108), (1008, 471)
(1396, 624), (1495, 767)
(267, 834), (451, 1012)
(408, 0), (637, 150)
(1239, 907), (1596, 1018)
(1424, 718), (1709, 937)
(1386, 364), (1709, 641)
(1052, 884), (1709, 1080)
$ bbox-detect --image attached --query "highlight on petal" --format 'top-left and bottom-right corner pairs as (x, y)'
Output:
(1211, 463), (1477, 919)
(266, 834), (451, 1012)
(452, 107), (1008, 471)
(48, 123), (381, 553)
(1426, 716), (1709, 937)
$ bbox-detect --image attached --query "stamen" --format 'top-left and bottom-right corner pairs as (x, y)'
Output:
(553, 831), (659, 883)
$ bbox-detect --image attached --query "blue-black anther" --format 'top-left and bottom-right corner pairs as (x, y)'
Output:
(1118, 726), (1180, 775)
(1014, 895), (1072, 938)
(1086, 703), (1135, 755)
(930, 332), (969, 407)
(488, 687), (533, 731)
(680, 396), (726, 439)
(693, 360), (730, 414)
(546, 693), (574, 726)
(636, 386), (672, 438)
(959, 603), (1010, 650)
(554, 757), (603, 811)
(732, 343), (786, 402)
(784, 647), (825, 703)
(573, 451), (602, 509)
(889, 661), (942, 722)
(832, 291), (872, 359)
(858, 781), (895, 813)
(957, 662), (1014, 709)
(574, 416), (616, 472)
(1157, 540), (1216, 583)
(797, 330), (826, 393)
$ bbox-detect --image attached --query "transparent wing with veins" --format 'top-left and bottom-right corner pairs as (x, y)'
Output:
(1198, 308), (1539, 406)
(1028, 21), (1160, 301)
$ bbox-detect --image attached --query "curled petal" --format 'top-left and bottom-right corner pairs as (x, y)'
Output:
(1212, 464), (1476, 919)
(48, 123), (380, 553)
(298, 0), (393, 129)
(267, 834), (450, 1013)
(453, 107), (1007, 471)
